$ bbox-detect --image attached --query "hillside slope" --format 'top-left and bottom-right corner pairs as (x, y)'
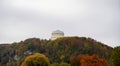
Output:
(0, 37), (113, 66)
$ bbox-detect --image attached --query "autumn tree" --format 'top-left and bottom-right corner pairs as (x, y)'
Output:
(6, 62), (13, 66)
(0, 62), (2, 66)
(21, 53), (50, 66)
(110, 46), (120, 66)
(70, 54), (83, 66)
(80, 54), (109, 66)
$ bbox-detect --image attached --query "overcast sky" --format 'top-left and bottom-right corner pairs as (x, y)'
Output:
(0, 0), (120, 47)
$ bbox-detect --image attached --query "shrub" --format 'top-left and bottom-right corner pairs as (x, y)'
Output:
(21, 53), (50, 66)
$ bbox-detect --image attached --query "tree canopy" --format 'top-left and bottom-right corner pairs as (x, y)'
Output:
(70, 54), (109, 66)
(0, 37), (113, 66)
(110, 46), (120, 66)
(21, 53), (50, 66)
(81, 54), (109, 66)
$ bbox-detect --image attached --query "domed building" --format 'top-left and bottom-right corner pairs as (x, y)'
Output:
(51, 30), (64, 40)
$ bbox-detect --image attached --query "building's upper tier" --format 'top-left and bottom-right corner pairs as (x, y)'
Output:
(52, 30), (64, 34)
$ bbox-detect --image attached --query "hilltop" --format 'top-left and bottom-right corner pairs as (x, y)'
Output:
(0, 37), (113, 66)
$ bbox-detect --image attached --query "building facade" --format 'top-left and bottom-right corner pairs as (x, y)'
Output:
(51, 30), (64, 40)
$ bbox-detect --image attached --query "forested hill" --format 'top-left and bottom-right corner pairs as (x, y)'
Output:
(0, 37), (113, 66)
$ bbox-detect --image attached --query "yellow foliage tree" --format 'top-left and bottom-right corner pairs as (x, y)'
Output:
(21, 53), (50, 66)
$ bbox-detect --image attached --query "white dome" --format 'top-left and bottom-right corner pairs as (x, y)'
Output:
(52, 30), (64, 34)
(51, 30), (64, 40)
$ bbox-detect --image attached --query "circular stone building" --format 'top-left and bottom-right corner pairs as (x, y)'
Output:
(51, 30), (64, 40)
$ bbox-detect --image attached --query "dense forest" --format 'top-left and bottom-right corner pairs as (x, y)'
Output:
(0, 37), (113, 66)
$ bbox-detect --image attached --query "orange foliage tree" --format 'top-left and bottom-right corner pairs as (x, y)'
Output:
(80, 54), (109, 66)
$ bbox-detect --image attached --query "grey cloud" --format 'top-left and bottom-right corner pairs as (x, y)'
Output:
(0, 0), (119, 47)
